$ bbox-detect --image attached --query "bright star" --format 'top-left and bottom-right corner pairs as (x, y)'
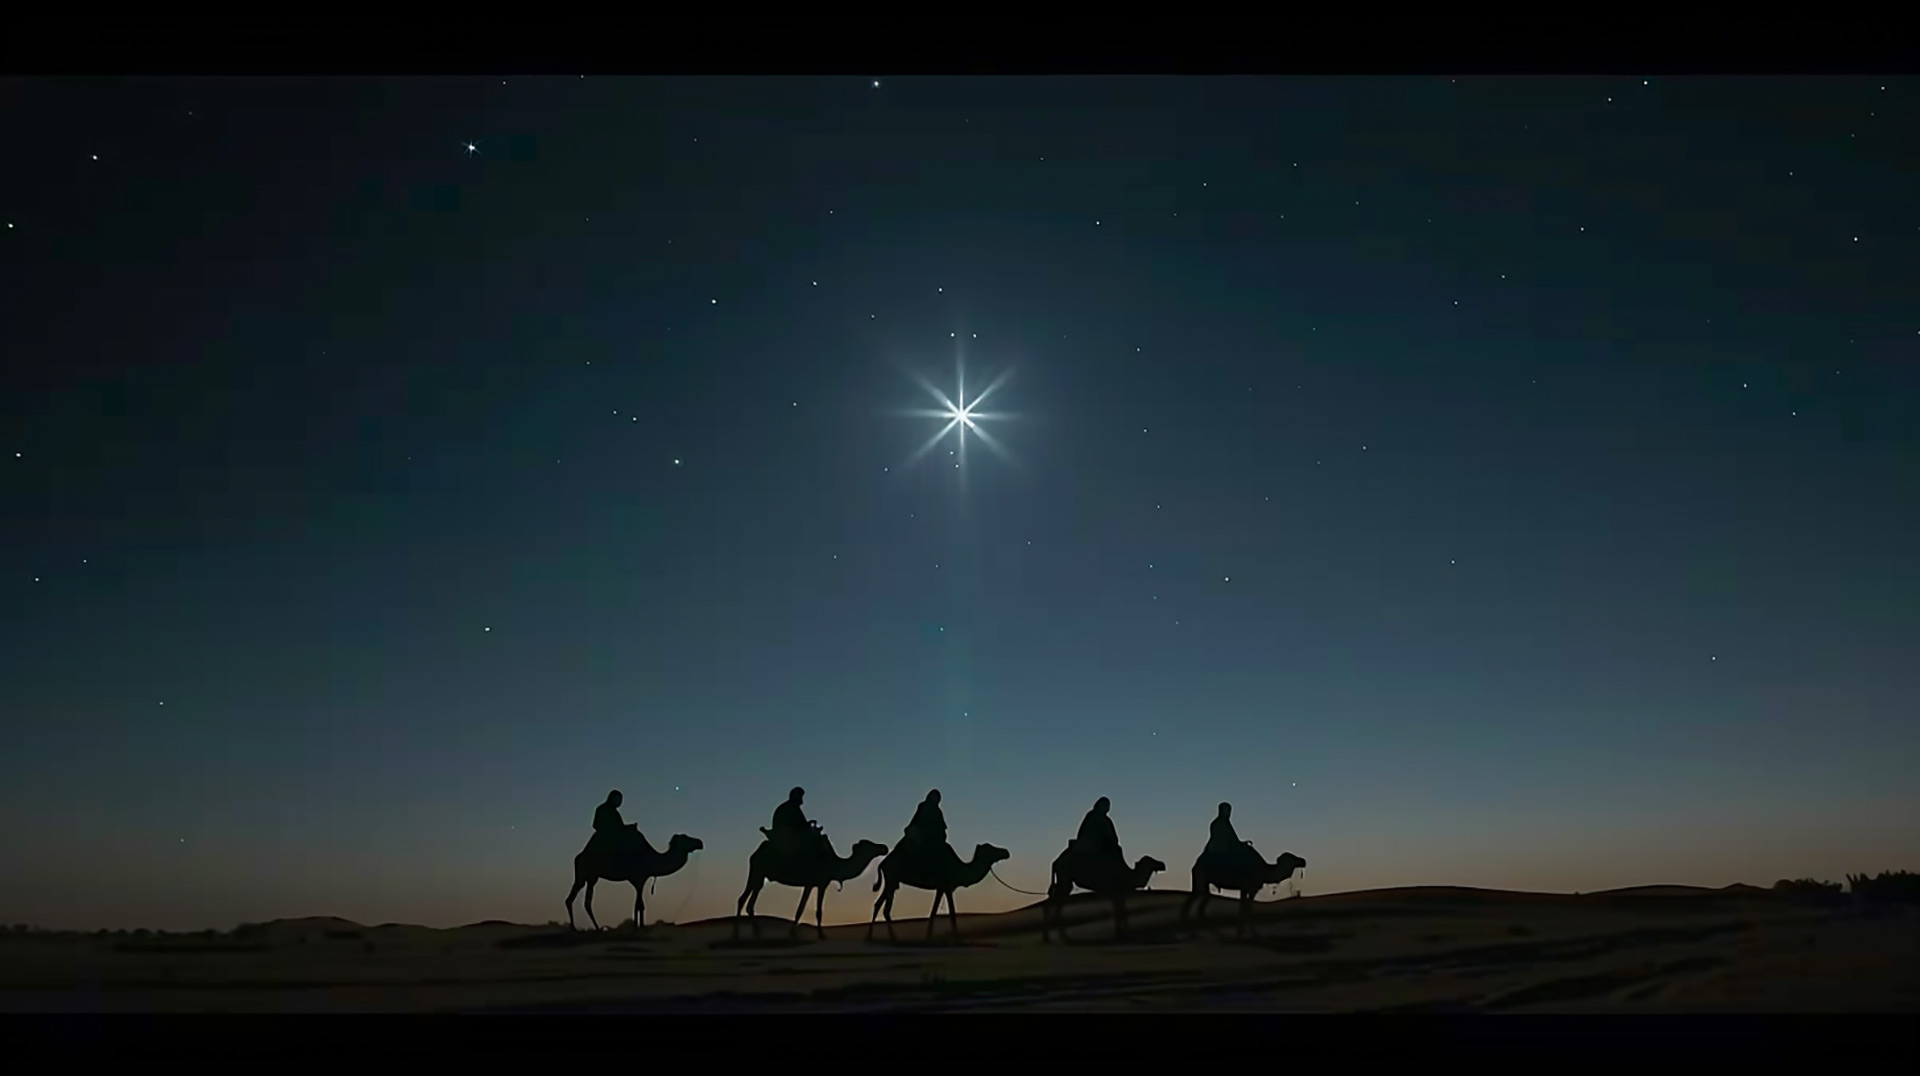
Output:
(895, 351), (1017, 477)
(465, 142), (478, 156)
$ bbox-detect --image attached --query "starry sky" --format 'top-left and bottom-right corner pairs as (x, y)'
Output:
(3, 76), (1916, 931)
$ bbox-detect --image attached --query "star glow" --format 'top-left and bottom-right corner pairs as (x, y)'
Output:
(897, 354), (1016, 475)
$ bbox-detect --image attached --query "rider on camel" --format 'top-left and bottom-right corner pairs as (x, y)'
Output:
(765, 786), (824, 863)
(1201, 801), (1258, 873)
(896, 789), (949, 871)
(589, 789), (644, 858)
(1074, 796), (1127, 881)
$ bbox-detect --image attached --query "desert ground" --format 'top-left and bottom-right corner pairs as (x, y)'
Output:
(3, 885), (1916, 1012)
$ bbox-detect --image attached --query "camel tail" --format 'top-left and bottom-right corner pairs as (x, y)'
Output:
(873, 864), (884, 892)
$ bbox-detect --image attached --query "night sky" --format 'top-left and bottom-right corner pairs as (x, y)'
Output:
(4, 76), (1916, 932)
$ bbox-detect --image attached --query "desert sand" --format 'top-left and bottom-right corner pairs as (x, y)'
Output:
(4, 885), (1915, 1012)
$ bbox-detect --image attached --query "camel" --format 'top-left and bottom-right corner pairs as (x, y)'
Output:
(868, 842), (1011, 940)
(734, 831), (889, 939)
(1041, 842), (1167, 943)
(1182, 849), (1306, 936)
(565, 832), (705, 931)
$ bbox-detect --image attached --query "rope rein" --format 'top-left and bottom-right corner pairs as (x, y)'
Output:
(989, 865), (1050, 897)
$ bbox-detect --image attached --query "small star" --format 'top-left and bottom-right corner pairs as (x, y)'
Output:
(33, 577), (39, 583)
(872, 80), (881, 88)
(937, 287), (943, 292)
(484, 627), (491, 632)
(158, 701), (165, 706)
(710, 298), (718, 304)
(791, 401), (797, 407)
(1223, 576), (1230, 582)
(465, 142), (478, 156)
(1710, 655), (1717, 661)
(673, 459), (682, 465)
(1095, 220), (1101, 225)
(812, 280), (817, 286)
(91, 154), (98, 161)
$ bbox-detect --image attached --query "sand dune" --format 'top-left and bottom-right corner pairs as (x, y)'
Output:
(2, 886), (1915, 1012)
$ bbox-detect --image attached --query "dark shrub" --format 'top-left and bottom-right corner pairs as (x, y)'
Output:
(1847, 870), (1920, 905)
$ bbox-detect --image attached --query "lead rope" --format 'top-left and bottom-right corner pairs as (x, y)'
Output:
(989, 864), (1050, 897)
(658, 854), (702, 925)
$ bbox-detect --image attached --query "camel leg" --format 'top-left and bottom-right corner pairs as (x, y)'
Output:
(883, 884), (899, 938)
(583, 879), (600, 931)
(926, 891), (942, 939)
(814, 885), (827, 939)
(565, 876), (586, 931)
(1043, 885), (1070, 943)
(734, 874), (761, 938)
(632, 881), (645, 930)
(946, 889), (960, 938)
(791, 887), (811, 935)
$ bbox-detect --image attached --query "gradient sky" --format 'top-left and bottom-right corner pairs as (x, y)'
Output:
(3, 76), (1916, 931)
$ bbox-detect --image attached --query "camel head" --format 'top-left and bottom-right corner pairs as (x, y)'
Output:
(667, 834), (705, 855)
(1134, 855), (1167, 885)
(1273, 851), (1305, 877)
(974, 843), (1011, 868)
(850, 839), (890, 863)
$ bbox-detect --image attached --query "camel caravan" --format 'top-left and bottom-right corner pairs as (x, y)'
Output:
(565, 787), (1305, 940)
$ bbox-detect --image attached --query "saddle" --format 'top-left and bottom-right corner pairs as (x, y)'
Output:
(1062, 838), (1126, 887)
(761, 824), (830, 868)
(1204, 839), (1264, 877)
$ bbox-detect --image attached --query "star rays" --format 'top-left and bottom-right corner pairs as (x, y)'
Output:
(896, 356), (1017, 476)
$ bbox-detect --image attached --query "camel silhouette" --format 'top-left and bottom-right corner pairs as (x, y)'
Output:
(734, 832), (889, 939)
(1042, 844), (1166, 943)
(868, 842), (1011, 940)
(1182, 850), (1306, 936)
(565, 832), (705, 931)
